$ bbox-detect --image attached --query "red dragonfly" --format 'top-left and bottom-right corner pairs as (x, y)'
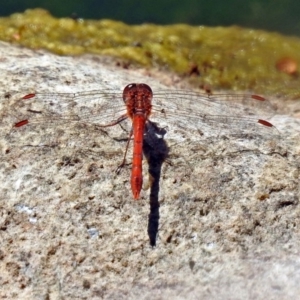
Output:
(10, 83), (277, 199)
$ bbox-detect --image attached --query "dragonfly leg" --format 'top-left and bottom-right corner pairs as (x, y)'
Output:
(116, 128), (133, 175)
(99, 114), (128, 128)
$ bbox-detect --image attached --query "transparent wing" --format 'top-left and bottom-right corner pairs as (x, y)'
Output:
(3, 86), (279, 150)
(151, 90), (277, 137)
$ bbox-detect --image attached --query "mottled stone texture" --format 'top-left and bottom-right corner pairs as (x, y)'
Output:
(0, 42), (299, 299)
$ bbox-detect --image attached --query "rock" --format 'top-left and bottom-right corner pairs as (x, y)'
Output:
(0, 41), (299, 299)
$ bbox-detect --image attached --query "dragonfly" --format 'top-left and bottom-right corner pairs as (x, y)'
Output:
(7, 83), (278, 199)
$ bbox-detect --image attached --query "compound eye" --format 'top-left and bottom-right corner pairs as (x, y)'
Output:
(123, 83), (153, 100)
(123, 83), (137, 99)
(138, 83), (152, 94)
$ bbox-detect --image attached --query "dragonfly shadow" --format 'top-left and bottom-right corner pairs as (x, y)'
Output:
(143, 121), (169, 247)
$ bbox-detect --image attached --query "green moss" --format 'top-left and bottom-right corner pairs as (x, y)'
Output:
(1, 8), (300, 97)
